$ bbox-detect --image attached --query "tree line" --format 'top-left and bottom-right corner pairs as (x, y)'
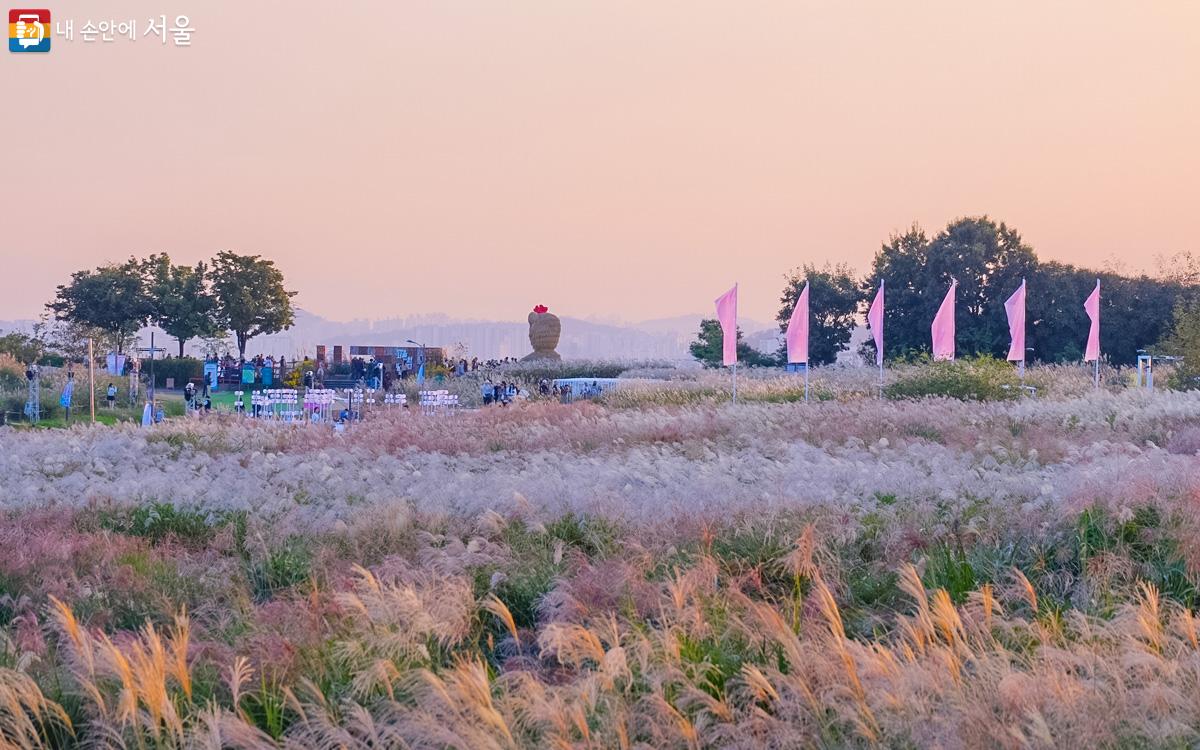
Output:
(44, 251), (296, 360)
(692, 216), (1199, 369)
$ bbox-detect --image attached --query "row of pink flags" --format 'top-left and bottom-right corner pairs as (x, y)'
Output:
(714, 279), (1102, 367)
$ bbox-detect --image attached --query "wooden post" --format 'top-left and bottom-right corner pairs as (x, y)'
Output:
(88, 339), (95, 424)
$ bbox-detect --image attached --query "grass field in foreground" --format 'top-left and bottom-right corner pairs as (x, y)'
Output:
(1, 369), (1199, 747)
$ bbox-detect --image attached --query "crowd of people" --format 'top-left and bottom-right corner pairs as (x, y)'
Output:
(536, 379), (604, 402)
(481, 379), (520, 406)
(135, 349), (604, 416)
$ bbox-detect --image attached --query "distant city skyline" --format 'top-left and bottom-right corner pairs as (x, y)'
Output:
(3, 1), (1196, 324)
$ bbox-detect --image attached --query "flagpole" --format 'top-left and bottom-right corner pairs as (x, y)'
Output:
(876, 279), (884, 397)
(1088, 278), (1100, 389)
(804, 364), (809, 403)
(732, 362), (737, 403)
(1094, 279), (1100, 388)
(88, 339), (95, 424)
(1019, 278), (1026, 383)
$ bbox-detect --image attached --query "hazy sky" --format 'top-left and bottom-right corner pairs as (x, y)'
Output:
(3, 1), (1197, 324)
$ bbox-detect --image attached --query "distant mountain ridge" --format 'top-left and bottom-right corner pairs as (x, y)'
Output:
(239, 310), (774, 361)
(3, 312), (786, 362)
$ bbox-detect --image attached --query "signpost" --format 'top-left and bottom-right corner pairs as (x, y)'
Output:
(135, 332), (166, 414)
(88, 339), (95, 423)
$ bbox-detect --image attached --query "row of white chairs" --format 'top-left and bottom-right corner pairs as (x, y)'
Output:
(230, 387), (460, 423)
(418, 389), (459, 415)
(303, 388), (339, 407)
(238, 389), (306, 422)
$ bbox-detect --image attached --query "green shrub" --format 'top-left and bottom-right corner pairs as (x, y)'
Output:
(496, 359), (673, 382)
(142, 357), (204, 388)
(922, 544), (978, 603)
(1074, 505), (1199, 609)
(0, 388), (61, 422)
(98, 502), (222, 546)
(472, 514), (621, 632)
(249, 538), (313, 601)
(885, 356), (1021, 401)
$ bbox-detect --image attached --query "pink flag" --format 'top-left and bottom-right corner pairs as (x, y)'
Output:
(785, 283), (809, 364)
(931, 280), (956, 361)
(1004, 279), (1026, 361)
(867, 281), (884, 366)
(1084, 279), (1100, 362)
(714, 284), (738, 367)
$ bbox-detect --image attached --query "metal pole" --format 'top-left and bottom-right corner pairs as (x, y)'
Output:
(149, 331), (156, 412)
(1093, 358), (1100, 389)
(732, 362), (738, 403)
(88, 339), (95, 424)
(878, 359), (884, 398)
(804, 364), (809, 403)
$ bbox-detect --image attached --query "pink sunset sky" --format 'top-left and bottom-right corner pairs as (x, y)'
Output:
(3, 1), (1198, 325)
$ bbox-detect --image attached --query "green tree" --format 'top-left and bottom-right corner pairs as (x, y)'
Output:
(776, 263), (859, 366)
(690, 319), (776, 368)
(0, 331), (44, 364)
(1100, 272), (1185, 366)
(1022, 261), (1092, 363)
(33, 313), (130, 362)
(209, 251), (296, 361)
(143, 254), (223, 357)
(1028, 263), (1184, 366)
(862, 217), (1037, 362)
(46, 259), (152, 354)
(1156, 251), (1200, 289)
(1159, 299), (1200, 389)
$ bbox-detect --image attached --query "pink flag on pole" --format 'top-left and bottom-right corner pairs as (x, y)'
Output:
(1004, 279), (1026, 361)
(867, 281), (884, 366)
(931, 280), (956, 361)
(785, 283), (809, 364)
(1084, 279), (1101, 362)
(714, 284), (738, 367)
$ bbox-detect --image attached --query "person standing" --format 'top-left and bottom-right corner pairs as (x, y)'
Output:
(106, 382), (117, 410)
